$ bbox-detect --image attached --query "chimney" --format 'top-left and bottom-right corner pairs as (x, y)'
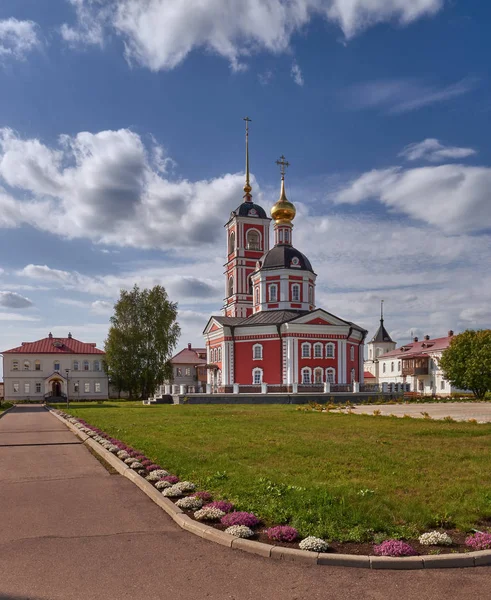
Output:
(413, 336), (418, 342)
(448, 330), (454, 337)
(424, 335), (430, 340)
(48, 332), (53, 339)
(188, 343), (192, 350)
(68, 332), (72, 339)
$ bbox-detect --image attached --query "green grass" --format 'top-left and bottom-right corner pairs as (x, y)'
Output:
(0, 402), (13, 413)
(54, 402), (491, 541)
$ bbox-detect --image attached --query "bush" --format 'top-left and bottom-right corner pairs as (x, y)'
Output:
(373, 540), (418, 557)
(204, 500), (234, 513)
(221, 512), (260, 528)
(266, 525), (298, 542)
(465, 532), (491, 551)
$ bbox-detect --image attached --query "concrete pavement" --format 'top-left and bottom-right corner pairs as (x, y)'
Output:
(0, 405), (489, 600)
(336, 401), (491, 422)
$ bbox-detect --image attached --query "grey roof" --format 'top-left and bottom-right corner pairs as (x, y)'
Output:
(370, 319), (394, 343)
(211, 316), (245, 326)
(241, 310), (308, 325)
(259, 245), (314, 273)
(232, 201), (268, 220)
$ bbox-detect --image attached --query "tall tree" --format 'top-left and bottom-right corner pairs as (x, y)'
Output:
(104, 285), (180, 399)
(440, 329), (491, 400)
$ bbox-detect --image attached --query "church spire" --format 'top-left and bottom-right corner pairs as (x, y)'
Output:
(243, 116), (252, 202)
(371, 300), (394, 343)
(271, 155), (296, 245)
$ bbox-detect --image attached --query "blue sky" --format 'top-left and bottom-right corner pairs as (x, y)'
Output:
(0, 0), (490, 372)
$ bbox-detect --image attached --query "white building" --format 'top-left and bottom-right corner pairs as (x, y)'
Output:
(364, 306), (397, 380)
(2, 332), (108, 402)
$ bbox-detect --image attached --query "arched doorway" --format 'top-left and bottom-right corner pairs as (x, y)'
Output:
(51, 381), (62, 397)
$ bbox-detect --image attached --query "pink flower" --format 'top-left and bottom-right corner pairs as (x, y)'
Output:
(162, 475), (179, 484)
(373, 540), (417, 557)
(221, 512), (260, 528)
(266, 526), (298, 543)
(205, 501), (234, 513)
(465, 532), (491, 551)
(193, 491), (213, 502)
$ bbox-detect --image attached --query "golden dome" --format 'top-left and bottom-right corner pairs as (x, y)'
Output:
(271, 179), (296, 224)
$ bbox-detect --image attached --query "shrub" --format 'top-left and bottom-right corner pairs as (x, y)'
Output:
(465, 532), (491, 551)
(194, 507), (226, 521)
(225, 525), (254, 538)
(266, 525), (298, 543)
(418, 531), (453, 546)
(175, 496), (203, 510)
(221, 512), (260, 528)
(192, 491), (213, 502)
(155, 480), (172, 490)
(162, 475), (179, 484)
(299, 536), (329, 552)
(205, 501), (234, 513)
(373, 540), (418, 557)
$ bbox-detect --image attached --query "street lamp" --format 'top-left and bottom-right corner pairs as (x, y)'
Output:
(65, 368), (70, 410)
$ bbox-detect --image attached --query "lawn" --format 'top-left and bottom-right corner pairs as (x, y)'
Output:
(56, 402), (491, 542)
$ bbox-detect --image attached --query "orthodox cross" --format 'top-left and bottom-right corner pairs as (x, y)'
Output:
(243, 117), (252, 197)
(276, 155), (290, 180)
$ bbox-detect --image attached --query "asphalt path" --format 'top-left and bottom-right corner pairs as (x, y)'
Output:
(0, 405), (489, 600)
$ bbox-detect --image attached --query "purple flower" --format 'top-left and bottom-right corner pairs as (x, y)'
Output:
(373, 540), (418, 557)
(465, 532), (491, 551)
(205, 501), (234, 513)
(221, 512), (260, 528)
(141, 459), (153, 467)
(193, 491), (213, 502)
(162, 475), (179, 484)
(266, 526), (298, 543)
(146, 464), (160, 472)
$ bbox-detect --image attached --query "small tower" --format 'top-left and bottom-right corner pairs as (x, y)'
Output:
(365, 301), (396, 376)
(223, 118), (271, 318)
(251, 156), (316, 313)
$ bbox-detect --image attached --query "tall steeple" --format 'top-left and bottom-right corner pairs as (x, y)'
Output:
(271, 155), (296, 246)
(371, 300), (394, 343)
(243, 116), (252, 203)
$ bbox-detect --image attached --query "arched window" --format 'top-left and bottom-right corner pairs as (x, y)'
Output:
(279, 229), (284, 243)
(217, 348), (222, 362)
(73, 360), (79, 371)
(325, 343), (335, 358)
(326, 368), (335, 383)
(301, 343), (311, 358)
(255, 287), (260, 305)
(398, 361), (401, 371)
(314, 343), (323, 358)
(301, 367), (311, 384)
(269, 284), (277, 302)
(314, 367), (323, 384)
(284, 229), (290, 244)
(391, 361), (394, 372)
(246, 229), (261, 251)
(93, 360), (101, 371)
(369, 348), (372, 359)
(228, 277), (234, 297)
(252, 368), (263, 385)
(383, 363), (386, 373)
(350, 368), (356, 383)
(292, 284), (300, 302)
(253, 344), (263, 360)
(350, 345), (355, 361)
(35, 360), (41, 371)
(228, 231), (235, 254)
(23, 360), (30, 370)
(83, 360), (89, 371)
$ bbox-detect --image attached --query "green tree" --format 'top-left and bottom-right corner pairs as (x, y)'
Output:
(440, 329), (491, 400)
(104, 285), (180, 399)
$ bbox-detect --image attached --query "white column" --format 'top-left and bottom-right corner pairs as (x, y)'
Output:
(261, 383), (268, 394)
(338, 340), (347, 383)
(222, 341), (229, 385)
(293, 338), (299, 384)
(324, 382), (330, 394)
(233, 383), (239, 394)
(359, 343), (365, 384)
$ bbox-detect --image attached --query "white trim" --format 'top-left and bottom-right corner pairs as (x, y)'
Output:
(301, 366), (312, 384)
(252, 367), (263, 385)
(313, 342), (323, 358)
(326, 367), (336, 384)
(252, 343), (263, 360)
(313, 366), (323, 383)
(301, 342), (311, 358)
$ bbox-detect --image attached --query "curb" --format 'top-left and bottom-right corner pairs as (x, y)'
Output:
(0, 406), (15, 419)
(47, 409), (491, 570)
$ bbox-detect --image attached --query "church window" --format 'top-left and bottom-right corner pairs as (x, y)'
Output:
(23, 360), (30, 370)
(253, 344), (263, 360)
(176, 368), (182, 377)
(228, 231), (235, 254)
(35, 360), (41, 371)
(217, 348), (222, 362)
(253, 368), (263, 385)
(228, 277), (234, 297)
(350, 368), (356, 384)
(326, 368), (335, 383)
(255, 287), (260, 305)
(308, 286), (314, 304)
(13, 383), (19, 393)
(24, 383), (30, 394)
(279, 229), (284, 243)
(269, 284), (277, 302)
(93, 360), (101, 371)
(292, 284), (300, 302)
(383, 363), (386, 373)
(391, 362), (394, 372)
(314, 367), (323, 384)
(350, 346), (355, 361)
(301, 343), (311, 358)
(54, 361), (60, 371)
(73, 360), (79, 371)
(83, 360), (89, 371)
(314, 343), (322, 358)
(301, 368), (311, 384)
(85, 382), (90, 393)
(248, 275), (253, 295)
(325, 343), (335, 358)
(284, 229), (290, 244)
(246, 229), (261, 251)
(12, 360), (19, 371)
(35, 383), (41, 393)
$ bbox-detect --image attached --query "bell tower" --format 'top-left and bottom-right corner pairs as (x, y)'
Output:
(223, 118), (271, 317)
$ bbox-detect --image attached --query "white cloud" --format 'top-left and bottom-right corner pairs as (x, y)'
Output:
(61, 0), (444, 70)
(334, 164), (491, 233)
(0, 18), (40, 60)
(0, 312), (39, 321)
(0, 291), (33, 308)
(291, 61), (304, 86)
(400, 139), (477, 163)
(0, 127), (249, 250)
(91, 300), (113, 315)
(345, 77), (477, 114)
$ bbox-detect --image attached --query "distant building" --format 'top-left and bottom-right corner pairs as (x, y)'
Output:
(1, 333), (108, 401)
(153, 343), (207, 396)
(0, 381), (4, 399)
(364, 303), (397, 381)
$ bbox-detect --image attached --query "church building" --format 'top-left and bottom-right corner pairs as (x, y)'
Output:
(203, 120), (367, 390)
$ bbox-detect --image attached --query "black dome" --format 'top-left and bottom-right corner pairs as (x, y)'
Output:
(232, 201), (268, 219)
(259, 245), (314, 272)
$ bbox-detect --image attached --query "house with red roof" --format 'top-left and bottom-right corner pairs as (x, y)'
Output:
(2, 332), (108, 402)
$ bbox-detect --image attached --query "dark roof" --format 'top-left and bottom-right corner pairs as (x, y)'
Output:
(259, 245), (314, 273)
(2, 336), (104, 355)
(370, 319), (394, 343)
(231, 201), (268, 220)
(210, 310), (308, 328)
(211, 316), (245, 326)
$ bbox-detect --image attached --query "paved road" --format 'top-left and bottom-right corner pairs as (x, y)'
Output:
(0, 406), (489, 600)
(337, 402), (491, 422)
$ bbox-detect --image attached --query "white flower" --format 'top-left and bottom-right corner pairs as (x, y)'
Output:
(162, 485), (184, 497)
(194, 507), (226, 521)
(130, 461), (143, 469)
(174, 481), (196, 493)
(107, 446), (119, 453)
(176, 496), (203, 510)
(152, 469), (169, 478)
(124, 457), (135, 464)
(418, 531), (453, 546)
(146, 469), (168, 481)
(299, 536), (330, 552)
(225, 525), (254, 538)
(118, 451), (130, 459)
(155, 480), (172, 490)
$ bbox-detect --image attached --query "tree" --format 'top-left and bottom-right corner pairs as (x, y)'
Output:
(440, 329), (491, 400)
(104, 285), (180, 399)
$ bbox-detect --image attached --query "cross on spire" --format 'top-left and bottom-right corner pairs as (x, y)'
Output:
(380, 299), (384, 321)
(276, 155), (290, 179)
(243, 117), (252, 200)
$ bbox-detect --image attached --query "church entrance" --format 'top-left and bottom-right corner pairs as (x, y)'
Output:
(51, 381), (62, 397)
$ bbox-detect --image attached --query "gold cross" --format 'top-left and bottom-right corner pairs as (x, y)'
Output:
(276, 155), (290, 179)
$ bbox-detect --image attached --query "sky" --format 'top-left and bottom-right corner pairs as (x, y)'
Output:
(0, 0), (490, 374)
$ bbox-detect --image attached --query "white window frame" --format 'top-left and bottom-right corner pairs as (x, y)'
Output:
(35, 360), (41, 371)
(12, 360), (19, 371)
(252, 368), (263, 385)
(301, 343), (311, 358)
(228, 277), (234, 297)
(54, 361), (60, 372)
(325, 343), (335, 358)
(93, 360), (100, 371)
(269, 284), (278, 302)
(326, 368), (335, 383)
(73, 360), (79, 371)
(228, 231), (235, 254)
(292, 284), (300, 302)
(23, 360), (30, 371)
(24, 383), (30, 394)
(246, 228), (261, 251)
(74, 382), (79, 393)
(314, 343), (323, 358)
(185, 367), (191, 376)
(314, 367), (323, 384)
(253, 344), (263, 360)
(301, 367), (312, 384)
(84, 382), (90, 393)
(308, 286), (314, 304)
(13, 382), (19, 393)
(255, 287), (260, 305)
(95, 382), (101, 393)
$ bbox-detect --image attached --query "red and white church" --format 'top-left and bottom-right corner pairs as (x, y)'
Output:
(203, 128), (367, 390)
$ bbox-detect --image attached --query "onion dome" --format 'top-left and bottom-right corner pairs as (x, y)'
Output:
(259, 245), (313, 272)
(270, 178), (296, 225)
(232, 202), (268, 219)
